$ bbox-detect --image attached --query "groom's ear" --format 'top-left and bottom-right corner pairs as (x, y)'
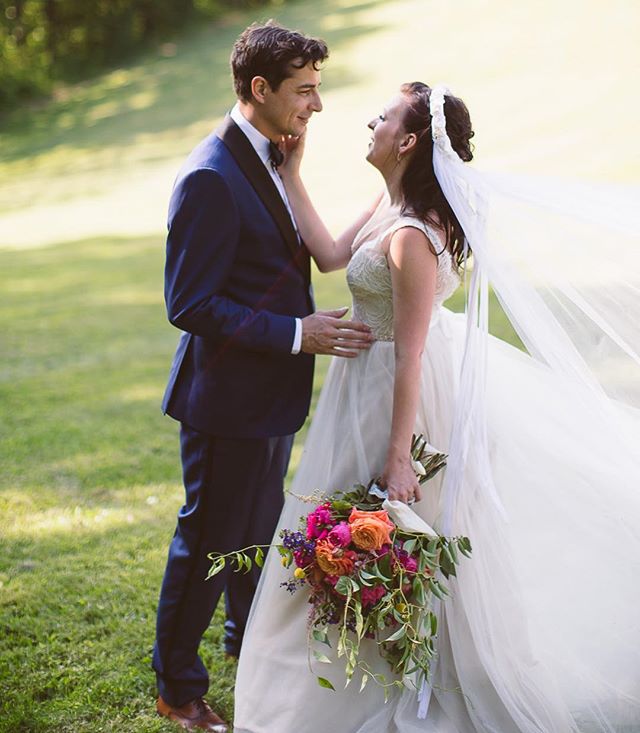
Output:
(250, 76), (271, 104)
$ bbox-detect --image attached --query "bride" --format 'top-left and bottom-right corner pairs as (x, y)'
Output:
(233, 83), (640, 732)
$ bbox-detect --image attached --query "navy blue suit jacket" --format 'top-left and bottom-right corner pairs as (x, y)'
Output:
(161, 116), (315, 438)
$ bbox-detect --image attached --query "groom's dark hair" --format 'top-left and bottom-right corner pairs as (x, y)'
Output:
(231, 21), (328, 102)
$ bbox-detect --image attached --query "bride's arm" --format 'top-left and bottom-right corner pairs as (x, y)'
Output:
(381, 227), (438, 504)
(279, 132), (382, 273)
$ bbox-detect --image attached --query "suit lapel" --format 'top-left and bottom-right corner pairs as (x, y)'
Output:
(216, 116), (304, 272)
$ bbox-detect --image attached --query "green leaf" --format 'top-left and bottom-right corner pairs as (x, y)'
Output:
(429, 611), (438, 636)
(254, 546), (264, 568)
(317, 676), (335, 691)
(442, 543), (454, 566)
(403, 538), (417, 555)
(359, 673), (369, 693)
(448, 541), (459, 563)
(331, 499), (353, 513)
(354, 601), (364, 638)
(440, 553), (456, 579)
(458, 536), (473, 557)
(412, 576), (426, 605)
(334, 576), (353, 596)
(206, 558), (225, 579)
(377, 554), (393, 580)
(312, 628), (331, 647)
(313, 650), (332, 664)
(385, 625), (407, 643)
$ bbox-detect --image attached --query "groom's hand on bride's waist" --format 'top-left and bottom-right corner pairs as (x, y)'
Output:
(301, 306), (374, 357)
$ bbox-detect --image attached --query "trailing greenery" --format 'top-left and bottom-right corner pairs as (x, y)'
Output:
(0, 0), (276, 109)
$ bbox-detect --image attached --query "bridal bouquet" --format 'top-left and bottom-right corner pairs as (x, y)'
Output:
(208, 435), (471, 695)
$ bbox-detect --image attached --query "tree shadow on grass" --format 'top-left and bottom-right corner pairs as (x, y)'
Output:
(0, 0), (392, 165)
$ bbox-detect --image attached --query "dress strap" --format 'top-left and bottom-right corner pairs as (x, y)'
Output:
(387, 216), (447, 257)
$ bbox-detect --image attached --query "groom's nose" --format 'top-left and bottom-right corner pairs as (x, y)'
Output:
(310, 90), (323, 113)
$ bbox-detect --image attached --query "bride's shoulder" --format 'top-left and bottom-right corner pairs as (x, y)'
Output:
(387, 210), (448, 259)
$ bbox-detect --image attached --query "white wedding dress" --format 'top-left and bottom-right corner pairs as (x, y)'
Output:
(233, 196), (640, 733)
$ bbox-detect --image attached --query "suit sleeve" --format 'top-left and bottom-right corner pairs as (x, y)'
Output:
(164, 167), (297, 354)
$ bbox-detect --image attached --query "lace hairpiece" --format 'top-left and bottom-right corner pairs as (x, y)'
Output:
(429, 84), (459, 161)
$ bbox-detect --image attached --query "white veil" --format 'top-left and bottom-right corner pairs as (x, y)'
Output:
(421, 85), (640, 732)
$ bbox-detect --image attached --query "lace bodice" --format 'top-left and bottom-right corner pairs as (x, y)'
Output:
(346, 210), (460, 342)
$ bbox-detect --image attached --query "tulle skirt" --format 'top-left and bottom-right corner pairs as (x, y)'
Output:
(233, 306), (640, 733)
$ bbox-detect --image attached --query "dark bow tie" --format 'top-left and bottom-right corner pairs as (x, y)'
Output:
(269, 141), (284, 168)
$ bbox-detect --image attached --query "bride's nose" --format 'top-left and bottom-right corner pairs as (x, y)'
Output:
(368, 118), (377, 131)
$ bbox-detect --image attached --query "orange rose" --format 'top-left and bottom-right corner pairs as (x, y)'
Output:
(348, 508), (394, 551)
(315, 540), (356, 576)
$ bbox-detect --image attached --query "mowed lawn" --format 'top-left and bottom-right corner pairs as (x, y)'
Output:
(1, 0), (637, 730)
(0, 229), (519, 732)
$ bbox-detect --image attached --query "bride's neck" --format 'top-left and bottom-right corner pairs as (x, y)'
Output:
(382, 166), (405, 207)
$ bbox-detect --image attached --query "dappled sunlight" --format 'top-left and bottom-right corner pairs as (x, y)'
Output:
(1, 482), (183, 540)
(92, 289), (161, 306)
(118, 383), (163, 404)
(2, 0), (637, 249)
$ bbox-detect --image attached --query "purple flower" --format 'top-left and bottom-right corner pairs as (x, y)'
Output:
(327, 522), (351, 548)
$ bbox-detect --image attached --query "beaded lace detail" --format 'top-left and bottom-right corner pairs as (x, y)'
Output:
(346, 216), (460, 342)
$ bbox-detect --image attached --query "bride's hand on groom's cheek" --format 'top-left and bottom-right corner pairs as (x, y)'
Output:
(300, 307), (375, 357)
(279, 131), (306, 176)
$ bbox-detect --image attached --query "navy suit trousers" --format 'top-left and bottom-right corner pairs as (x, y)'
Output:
(152, 424), (294, 706)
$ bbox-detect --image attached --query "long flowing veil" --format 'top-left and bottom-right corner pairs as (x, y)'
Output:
(426, 85), (640, 732)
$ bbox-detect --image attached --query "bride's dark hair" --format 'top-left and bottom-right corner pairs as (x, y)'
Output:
(399, 82), (474, 268)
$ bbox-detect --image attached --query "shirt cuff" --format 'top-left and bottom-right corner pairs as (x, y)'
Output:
(291, 318), (302, 355)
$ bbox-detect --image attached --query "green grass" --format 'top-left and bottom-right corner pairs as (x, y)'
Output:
(1, 0), (637, 729)
(0, 236), (518, 732)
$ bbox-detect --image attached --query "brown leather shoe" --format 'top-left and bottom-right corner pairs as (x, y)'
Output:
(157, 696), (228, 732)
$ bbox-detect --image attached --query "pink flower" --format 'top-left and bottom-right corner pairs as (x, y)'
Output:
(360, 585), (386, 608)
(393, 548), (419, 574)
(306, 504), (334, 540)
(399, 554), (418, 574)
(293, 548), (314, 568)
(327, 522), (351, 548)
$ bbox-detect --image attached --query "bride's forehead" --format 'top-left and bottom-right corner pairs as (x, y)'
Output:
(384, 93), (409, 116)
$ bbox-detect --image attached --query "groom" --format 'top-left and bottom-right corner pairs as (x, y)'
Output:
(153, 21), (373, 731)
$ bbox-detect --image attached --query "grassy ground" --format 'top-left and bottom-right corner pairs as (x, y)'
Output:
(1, 0), (638, 730)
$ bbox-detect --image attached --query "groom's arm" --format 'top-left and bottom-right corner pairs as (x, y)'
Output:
(164, 167), (297, 354)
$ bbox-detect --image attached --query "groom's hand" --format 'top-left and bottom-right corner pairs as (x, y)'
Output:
(301, 307), (374, 357)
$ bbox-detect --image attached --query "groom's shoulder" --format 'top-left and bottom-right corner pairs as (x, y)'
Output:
(182, 127), (233, 174)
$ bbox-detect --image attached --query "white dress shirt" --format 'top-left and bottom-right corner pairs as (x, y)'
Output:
(230, 103), (303, 355)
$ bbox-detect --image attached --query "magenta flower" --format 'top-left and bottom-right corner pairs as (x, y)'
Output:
(360, 585), (386, 608)
(306, 504), (334, 540)
(293, 548), (314, 568)
(327, 522), (352, 548)
(395, 550), (418, 574)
